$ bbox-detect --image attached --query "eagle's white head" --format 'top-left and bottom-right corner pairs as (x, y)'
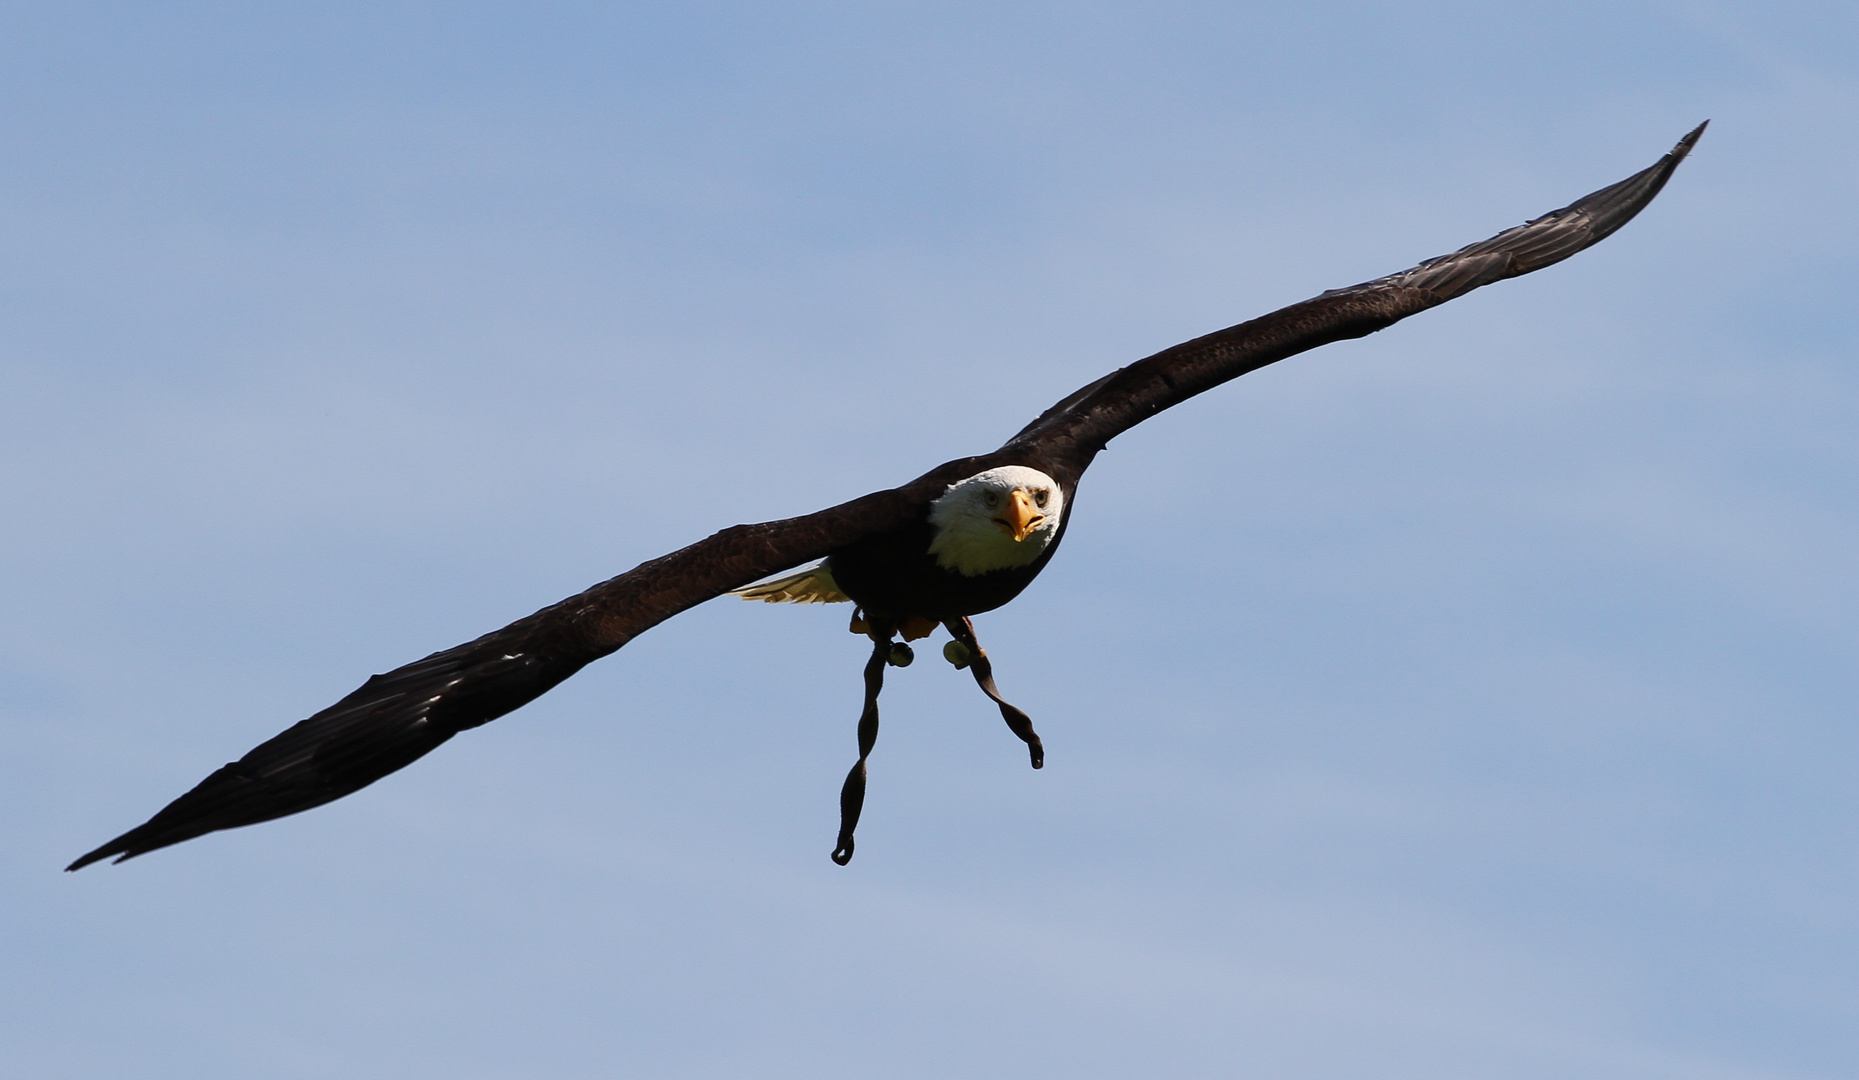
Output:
(927, 465), (1065, 577)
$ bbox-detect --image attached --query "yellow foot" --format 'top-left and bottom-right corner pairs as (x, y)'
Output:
(850, 612), (937, 641)
(898, 615), (938, 641)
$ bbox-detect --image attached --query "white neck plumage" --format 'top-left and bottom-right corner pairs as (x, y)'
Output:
(926, 466), (1064, 577)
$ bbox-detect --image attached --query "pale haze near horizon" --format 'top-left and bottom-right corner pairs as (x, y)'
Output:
(4, 3), (1856, 1078)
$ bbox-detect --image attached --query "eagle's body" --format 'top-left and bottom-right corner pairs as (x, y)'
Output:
(797, 465), (1073, 632)
(830, 518), (1060, 626)
(68, 125), (1704, 871)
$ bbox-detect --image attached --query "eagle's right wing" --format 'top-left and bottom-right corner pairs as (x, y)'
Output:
(67, 467), (980, 870)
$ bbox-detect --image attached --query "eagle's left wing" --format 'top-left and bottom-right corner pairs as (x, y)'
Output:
(1004, 123), (1705, 474)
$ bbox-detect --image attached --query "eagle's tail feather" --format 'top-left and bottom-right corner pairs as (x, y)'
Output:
(728, 562), (850, 604)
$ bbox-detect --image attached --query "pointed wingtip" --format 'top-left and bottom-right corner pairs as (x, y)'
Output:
(66, 833), (150, 871)
(65, 845), (117, 872)
(1544, 120), (1706, 254)
(66, 822), (173, 871)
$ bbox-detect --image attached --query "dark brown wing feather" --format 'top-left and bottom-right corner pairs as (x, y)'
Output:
(1004, 122), (1706, 473)
(67, 473), (983, 870)
(69, 125), (1702, 870)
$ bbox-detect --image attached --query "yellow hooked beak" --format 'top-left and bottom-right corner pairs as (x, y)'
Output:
(992, 489), (1046, 542)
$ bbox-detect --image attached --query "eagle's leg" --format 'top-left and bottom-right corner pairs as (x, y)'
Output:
(942, 616), (1044, 770)
(832, 619), (896, 866)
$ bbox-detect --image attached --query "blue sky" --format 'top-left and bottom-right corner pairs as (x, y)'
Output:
(4, 3), (1856, 1077)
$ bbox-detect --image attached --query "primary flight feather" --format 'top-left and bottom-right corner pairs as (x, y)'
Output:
(69, 123), (1705, 871)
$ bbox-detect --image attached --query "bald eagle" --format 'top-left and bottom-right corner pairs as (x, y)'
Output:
(68, 124), (1704, 871)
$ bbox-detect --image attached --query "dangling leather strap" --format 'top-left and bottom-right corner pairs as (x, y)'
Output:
(831, 636), (890, 864)
(945, 616), (1044, 769)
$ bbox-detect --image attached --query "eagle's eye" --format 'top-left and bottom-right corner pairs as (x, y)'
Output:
(982, 491), (1000, 508)
(1033, 489), (1049, 508)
